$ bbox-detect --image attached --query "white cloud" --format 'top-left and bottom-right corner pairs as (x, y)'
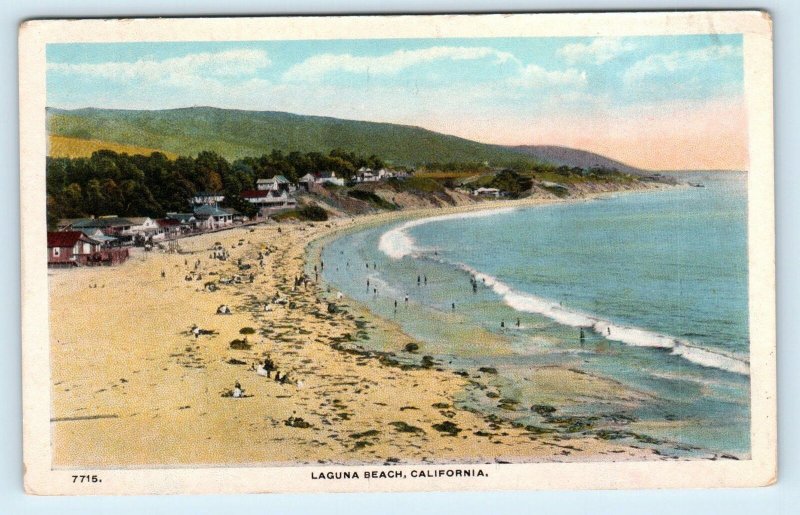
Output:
(623, 45), (740, 85)
(48, 49), (271, 85)
(511, 64), (587, 89)
(558, 38), (636, 65)
(282, 46), (517, 81)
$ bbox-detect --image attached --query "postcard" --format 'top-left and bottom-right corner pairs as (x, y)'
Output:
(19, 11), (775, 494)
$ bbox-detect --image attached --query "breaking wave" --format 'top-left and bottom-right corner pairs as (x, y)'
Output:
(456, 262), (750, 376)
(377, 207), (750, 376)
(378, 207), (517, 260)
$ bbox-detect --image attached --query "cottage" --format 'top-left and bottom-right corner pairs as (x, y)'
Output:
(69, 217), (135, 244)
(298, 173), (316, 192)
(47, 231), (101, 266)
(165, 213), (199, 233)
(78, 227), (118, 247)
(190, 191), (225, 206)
(241, 189), (297, 215)
(193, 205), (234, 229)
(155, 218), (182, 239)
(317, 171), (345, 187)
(126, 217), (160, 238)
(257, 175), (294, 193)
(473, 187), (501, 198)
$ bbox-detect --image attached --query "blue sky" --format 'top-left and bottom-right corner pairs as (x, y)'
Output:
(46, 35), (746, 169)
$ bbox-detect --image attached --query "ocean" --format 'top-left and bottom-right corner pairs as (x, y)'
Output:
(318, 172), (750, 457)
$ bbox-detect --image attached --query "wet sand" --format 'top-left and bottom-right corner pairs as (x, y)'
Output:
(49, 197), (667, 467)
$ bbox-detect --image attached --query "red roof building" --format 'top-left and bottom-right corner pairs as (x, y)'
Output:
(47, 231), (101, 266)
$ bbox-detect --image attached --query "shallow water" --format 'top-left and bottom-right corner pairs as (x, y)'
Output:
(320, 173), (750, 457)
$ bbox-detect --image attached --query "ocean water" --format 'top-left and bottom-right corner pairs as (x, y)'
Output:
(319, 172), (750, 457)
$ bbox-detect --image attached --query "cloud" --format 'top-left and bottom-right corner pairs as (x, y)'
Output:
(282, 46), (517, 81)
(511, 64), (587, 89)
(623, 45), (740, 86)
(48, 49), (271, 85)
(558, 38), (637, 65)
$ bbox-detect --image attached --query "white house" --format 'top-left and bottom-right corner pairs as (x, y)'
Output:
(192, 205), (234, 229)
(473, 187), (501, 198)
(190, 191), (225, 206)
(317, 171), (345, 187)
(298, 173), (316, 191)
(126, 217), (160, 238)
(241, 189), (297, 214)
(257, 175), (294, 193)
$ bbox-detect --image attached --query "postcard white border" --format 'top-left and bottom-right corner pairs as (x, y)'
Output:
(20, 11), (775, 495)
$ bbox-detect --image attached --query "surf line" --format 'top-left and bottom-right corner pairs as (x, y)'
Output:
(377, 214), (750, 376)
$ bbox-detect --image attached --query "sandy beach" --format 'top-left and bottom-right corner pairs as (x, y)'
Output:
(49, 194), (671, 468)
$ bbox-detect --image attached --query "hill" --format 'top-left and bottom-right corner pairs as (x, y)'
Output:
(510, 145), (645, 175)
(47, 107), (540, 167)
(48, 135), (178, 159)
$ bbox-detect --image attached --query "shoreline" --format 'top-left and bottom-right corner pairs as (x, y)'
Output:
(49, 181), (712, 467)
(307, 182), (743, 461)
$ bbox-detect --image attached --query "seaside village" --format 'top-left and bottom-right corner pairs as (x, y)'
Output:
(47, 167), (410, 267)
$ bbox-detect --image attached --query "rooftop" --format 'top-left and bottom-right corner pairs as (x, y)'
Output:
(47, 231), (97, 248)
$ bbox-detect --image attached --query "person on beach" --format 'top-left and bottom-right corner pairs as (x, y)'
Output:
(500, 320), (505, 328)
(373, 288), (378, 296)
(516, 318), (521, 328)
(161, 269), (165, 279)
(404, 294), (409, 305)
(607, 327), (611, 336)
(580, 328), (586, 343)
(452, 302), (455, 311)
(394, 299), (398, 309)
(417, 275), (421, 285)
(424, 275), (427, 285)
(233, 381), (244, 399)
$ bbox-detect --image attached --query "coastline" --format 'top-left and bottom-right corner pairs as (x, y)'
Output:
(308, 182), (743, 461)
(49, 182), (691, 467)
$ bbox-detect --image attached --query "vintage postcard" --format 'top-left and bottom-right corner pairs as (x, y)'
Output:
(20, 12), (775, 495)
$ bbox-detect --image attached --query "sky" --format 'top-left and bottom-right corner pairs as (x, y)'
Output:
(47, 35), (747, 170)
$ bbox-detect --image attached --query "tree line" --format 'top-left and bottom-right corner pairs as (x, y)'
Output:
(46, 149), (387, 228)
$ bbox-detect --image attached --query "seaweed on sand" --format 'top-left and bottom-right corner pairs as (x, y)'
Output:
(389, 421), (425, 434)
(431, 421), (462, 436)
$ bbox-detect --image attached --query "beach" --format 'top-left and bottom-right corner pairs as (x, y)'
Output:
(47, 192), (681, 468)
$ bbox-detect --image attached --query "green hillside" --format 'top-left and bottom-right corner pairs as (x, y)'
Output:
(47, 107), (539, 167)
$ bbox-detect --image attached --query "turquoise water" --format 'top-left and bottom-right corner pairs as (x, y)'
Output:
(320, 172), (750, 457)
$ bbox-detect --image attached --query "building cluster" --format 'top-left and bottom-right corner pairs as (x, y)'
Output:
(352, 167), (409, 183)
(47, 170), (410, 267)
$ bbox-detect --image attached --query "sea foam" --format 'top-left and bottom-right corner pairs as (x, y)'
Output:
(378, 207), (518, 260)
(377, 207), (750, 376)
(457, 262), (750, 376)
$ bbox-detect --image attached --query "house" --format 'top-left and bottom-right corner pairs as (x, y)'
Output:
(298, 173), (316, 192)
(155, 218), (182, 239)
(126, 217), (160, 238)
(190, 191), (225, 206)
(317, 171), (345, 187)
(241, 189), (297, 214)
(48, 231), (101, 266)
(78, 227), (118, 247)
(257, 175), (294, 193)
(165, 213), (199, 233)
(473, 187), (501, 198)
(70, 217), (135, 243)
(193, 204), (234, 229)
(356, 171), (378, 183)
